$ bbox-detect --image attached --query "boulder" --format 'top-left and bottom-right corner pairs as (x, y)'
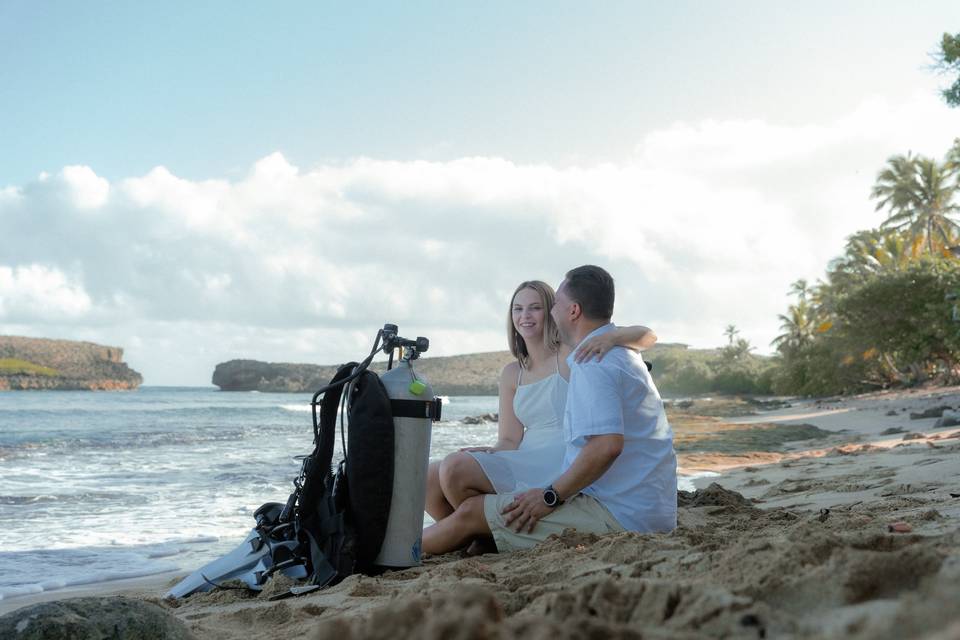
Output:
(0, 597), (194, 640)
(909, 405), (953, 420)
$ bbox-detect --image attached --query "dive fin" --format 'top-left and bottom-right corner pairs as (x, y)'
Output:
(165, 529), (308, 599)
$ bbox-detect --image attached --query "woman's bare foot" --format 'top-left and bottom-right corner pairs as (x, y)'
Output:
(463, 536), (497, 557)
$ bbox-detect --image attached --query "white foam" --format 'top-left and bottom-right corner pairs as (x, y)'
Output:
(279, 404), (310, 412)
(678, 471), (721, 492)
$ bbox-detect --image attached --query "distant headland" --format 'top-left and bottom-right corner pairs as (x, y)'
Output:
(211, 343), (707, 395)
(0, 336), (143, 391)
(213, 351), (516, 395)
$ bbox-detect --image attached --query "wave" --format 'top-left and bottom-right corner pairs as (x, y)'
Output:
(0, 534), (224, 601)
(0, 423), (309, 455)
(0, 491), (133, 506)
(279, 404), (311, 412)
(0, 564), (180, 601)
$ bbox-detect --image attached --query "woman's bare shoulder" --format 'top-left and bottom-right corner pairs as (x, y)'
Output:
(500, 360), (520, 378)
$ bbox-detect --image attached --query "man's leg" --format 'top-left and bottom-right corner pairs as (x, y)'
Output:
(425, 460), (454, 521)
(438, 452), (495, 508)
(421, 495), (492, 555)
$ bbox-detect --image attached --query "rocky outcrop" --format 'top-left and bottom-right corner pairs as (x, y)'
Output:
(0, 336), (143, 391)
(214, 351), (517, 395)
(212, 359), (343, 393)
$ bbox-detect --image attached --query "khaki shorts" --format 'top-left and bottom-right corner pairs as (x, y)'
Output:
(483, 492), (625, 552)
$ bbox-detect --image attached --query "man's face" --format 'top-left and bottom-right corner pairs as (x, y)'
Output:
(551, 280), (574, 346)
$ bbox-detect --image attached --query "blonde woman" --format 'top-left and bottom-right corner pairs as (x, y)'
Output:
(424, 280), (656, 522)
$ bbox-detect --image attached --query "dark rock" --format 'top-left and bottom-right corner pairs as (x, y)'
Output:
(902, 433), (925, 441)
(933, 411), (960, 428)
(0, 597), (194, 640)
(880, 427), (906, 435)
(462, 413), (498, 424)
(909, 405), (952, 420)
(885, 410), (898, 416)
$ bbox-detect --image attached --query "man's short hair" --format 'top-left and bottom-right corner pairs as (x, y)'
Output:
(563, 265), (615, 322)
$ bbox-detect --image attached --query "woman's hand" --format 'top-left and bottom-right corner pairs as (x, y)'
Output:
(574, 332), (618, 363)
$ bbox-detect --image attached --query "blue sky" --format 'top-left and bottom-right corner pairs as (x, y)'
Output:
(1, 3), (960, 384)
(4, 2), (955, 181)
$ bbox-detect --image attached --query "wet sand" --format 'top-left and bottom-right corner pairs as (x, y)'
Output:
(4, 386), (960, 638)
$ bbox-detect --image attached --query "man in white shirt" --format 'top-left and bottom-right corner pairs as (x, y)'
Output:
(421, 265), (677, 554)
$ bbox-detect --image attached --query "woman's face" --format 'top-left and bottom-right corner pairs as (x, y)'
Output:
(512, 287), (546, 343)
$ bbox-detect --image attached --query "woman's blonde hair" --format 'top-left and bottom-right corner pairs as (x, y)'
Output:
(507, 280), (561, 368)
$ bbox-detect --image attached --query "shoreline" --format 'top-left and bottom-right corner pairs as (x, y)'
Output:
(3, 385), (959, 637)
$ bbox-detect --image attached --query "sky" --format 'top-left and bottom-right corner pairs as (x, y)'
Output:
(2, 2), (960, 385)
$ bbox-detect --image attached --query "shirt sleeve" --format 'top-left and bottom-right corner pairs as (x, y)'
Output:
(566, 362), (624, 446)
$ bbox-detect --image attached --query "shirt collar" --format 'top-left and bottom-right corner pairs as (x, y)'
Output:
(567, 323), (615, 366)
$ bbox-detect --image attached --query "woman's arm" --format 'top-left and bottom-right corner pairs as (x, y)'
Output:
(573, 325), (657, 363)
(460, 362), (524, 452)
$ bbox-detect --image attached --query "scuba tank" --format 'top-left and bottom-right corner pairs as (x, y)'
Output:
(372, 324), (435, 568)
(376, 359), (434, 566)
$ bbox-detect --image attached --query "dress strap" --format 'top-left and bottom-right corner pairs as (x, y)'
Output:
(555, 350), (560, 373)
(517, 361), (523, 386)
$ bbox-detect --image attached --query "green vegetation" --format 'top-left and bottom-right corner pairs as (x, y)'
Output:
(649, 337), (775, 397)
(0, 358), (60, 377)
(770, 139), (960, 396)
(935, 32), (960, 107)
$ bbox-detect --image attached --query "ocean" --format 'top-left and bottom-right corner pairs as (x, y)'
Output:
(0, 387), (699, 602)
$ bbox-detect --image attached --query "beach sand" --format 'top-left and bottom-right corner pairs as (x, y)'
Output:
(3, 386), (960, 638)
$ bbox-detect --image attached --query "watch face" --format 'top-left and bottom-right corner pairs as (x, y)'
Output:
(544, 489), (558, 507)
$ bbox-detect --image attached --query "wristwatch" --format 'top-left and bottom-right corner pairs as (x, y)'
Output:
(543, 484), (564, 508)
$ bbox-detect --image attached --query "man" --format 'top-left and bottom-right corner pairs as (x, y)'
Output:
(421, 265), (677, 554)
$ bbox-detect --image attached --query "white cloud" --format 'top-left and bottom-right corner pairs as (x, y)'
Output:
(1, 93), (958, 383)
(60, 165), (110, 210)
(0, 265), (92, 320)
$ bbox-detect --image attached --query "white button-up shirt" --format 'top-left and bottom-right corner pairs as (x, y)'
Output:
(562, 323), (677, 532)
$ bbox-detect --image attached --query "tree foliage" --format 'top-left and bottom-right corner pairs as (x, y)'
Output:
(870, 149), (960, 255)
(935, 32), (960, 107)
(772, 254), (960, 395)
(772, 139), (960, 396)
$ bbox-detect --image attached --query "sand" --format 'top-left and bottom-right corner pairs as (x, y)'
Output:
(4, 386), (960, 639)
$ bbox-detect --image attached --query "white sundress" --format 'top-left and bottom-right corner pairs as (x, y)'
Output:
(467, 356), (568, 493)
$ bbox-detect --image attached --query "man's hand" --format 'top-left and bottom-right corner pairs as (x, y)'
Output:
(501, 488), (554, 533)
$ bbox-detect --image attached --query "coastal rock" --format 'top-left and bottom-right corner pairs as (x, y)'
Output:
(0, 597), (194, 640)
(909, 405), (952, 420)
(934, 411), (960, 428)
(462, 413), (499, 424)
(0, 336), (142, 391)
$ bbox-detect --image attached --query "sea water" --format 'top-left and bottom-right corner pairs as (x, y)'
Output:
(0, 387), (698, 602)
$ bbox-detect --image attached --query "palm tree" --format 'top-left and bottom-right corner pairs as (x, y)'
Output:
(870, 151), (960, 255)
(771, 298), (815, 354)
(723, 324), (739, 346)
(789, 279), (809, 302)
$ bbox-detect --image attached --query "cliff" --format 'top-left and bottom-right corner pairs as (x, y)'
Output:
(0, 336), (143, 390)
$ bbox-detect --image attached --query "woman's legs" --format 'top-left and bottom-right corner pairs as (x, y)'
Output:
(425, 460), (454, 521)
(422, 495), (491, 555)
(439, 452), (495, 509)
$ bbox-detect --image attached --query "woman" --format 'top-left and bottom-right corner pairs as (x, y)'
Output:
(424, 280), (656, 523)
